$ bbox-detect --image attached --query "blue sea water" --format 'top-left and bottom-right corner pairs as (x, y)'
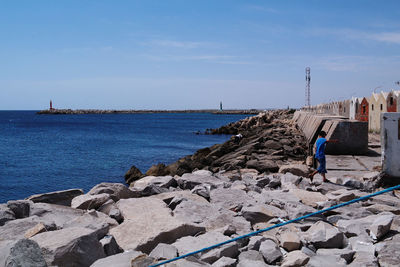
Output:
(0, 111), (249, 203)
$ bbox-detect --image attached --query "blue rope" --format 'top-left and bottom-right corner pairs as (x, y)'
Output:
(149, 184), (400, 267)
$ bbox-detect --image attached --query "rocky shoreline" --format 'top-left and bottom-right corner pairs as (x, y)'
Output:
(1, 110), (399, 266)
(125, 109), (307, 184)
(36, 109), (262, 115)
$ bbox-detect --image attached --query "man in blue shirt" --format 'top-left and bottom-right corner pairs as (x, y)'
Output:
(309, 131), (338, 183)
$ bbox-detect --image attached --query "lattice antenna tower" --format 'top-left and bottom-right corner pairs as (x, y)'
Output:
(305, 67), (311, 107)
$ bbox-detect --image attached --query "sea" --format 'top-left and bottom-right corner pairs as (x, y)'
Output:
(0, 111), (250, 203)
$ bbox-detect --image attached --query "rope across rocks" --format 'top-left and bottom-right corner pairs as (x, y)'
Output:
(149, 184), (400, 267)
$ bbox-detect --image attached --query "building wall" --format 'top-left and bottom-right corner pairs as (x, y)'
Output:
(356, 97), (369, 122)
(369, 93), (387, 132)
(369, 94), (379, 131)
(381, 112), (400, 177)
(349, 97), (359, 120)
(387, 91), (397, 112)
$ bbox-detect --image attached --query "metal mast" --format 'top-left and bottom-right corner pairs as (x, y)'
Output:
(305, 67), (311, 107)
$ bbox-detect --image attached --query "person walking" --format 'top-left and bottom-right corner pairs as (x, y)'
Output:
(309, 131), (338, 183)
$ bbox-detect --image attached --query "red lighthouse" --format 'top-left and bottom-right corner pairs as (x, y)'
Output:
(50, 100), (53, 110)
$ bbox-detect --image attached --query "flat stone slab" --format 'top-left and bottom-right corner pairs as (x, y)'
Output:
(26, 189), (84, 206)
(109, 197), (205, 253)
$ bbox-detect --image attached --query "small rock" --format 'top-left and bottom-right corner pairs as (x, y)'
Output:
(124, 164), (144, 184)
(0, 204), (15, 226)
(279, 164), (310, 177)
(24, 222), (47, 238)
(7, 200), (31, 219)
(222, 225), (237, 236)
(71, 193), (110, 210)
(191, 184), (211, 200)
(259, 239), (282, 264)
(88, 182), (137, 201)
(246, 236), (267, 251)
(280, 231), (301, 251)
(305, 221), (345, 249)
(99, 235), (123, 256)
(238, 250), (264, 261)
(149, 243), (178, 261)
(326, 189), (356, 202)
(281, 250), (309, 267)
(26, 189), (84, 206)
(368, 214), (393, 240)
(211, 256), (236, 267)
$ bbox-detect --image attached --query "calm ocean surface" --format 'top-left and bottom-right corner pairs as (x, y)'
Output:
(0, 111), (249, 203)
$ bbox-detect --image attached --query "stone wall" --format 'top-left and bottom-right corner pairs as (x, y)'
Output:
(293, 111), (368, 155)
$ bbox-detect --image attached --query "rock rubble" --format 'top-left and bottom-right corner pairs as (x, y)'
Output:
(125, 110), (308, 183)
(1, 110), (398, 266)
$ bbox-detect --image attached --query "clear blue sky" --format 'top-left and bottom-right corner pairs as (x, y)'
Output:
(1, 0), (400, 110)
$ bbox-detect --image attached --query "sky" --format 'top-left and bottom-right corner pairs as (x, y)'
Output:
(1, 0), (400, 110)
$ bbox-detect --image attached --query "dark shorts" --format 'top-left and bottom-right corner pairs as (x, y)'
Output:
(316, 157), (327, 174)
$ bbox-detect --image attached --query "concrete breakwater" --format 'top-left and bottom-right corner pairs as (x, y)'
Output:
(37, 109), (262, 115)
(1, 110), (399, 266)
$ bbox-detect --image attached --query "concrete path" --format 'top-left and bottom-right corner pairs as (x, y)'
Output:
(321, 134), (382, 183)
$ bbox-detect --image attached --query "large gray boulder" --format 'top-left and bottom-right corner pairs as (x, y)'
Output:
(259, 239), (282, 264)
(71, 193), (111, 210)
(29, 202), (86, 227)
(0, 216), (52, 241)
(109, 197), (205, 253)
(31, 227), (106, 266)
(0, 239), (47, 267)
(305, 221), (345, 249)
(88, 183), (138, 201)
(62, 210), (117, 238)
(172, 232), (239, 264)
(26, 189), (84, 206)
(336, 215), (375, 237)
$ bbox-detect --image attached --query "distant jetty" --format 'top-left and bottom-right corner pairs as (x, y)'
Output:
(37, 109), (263, 115)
